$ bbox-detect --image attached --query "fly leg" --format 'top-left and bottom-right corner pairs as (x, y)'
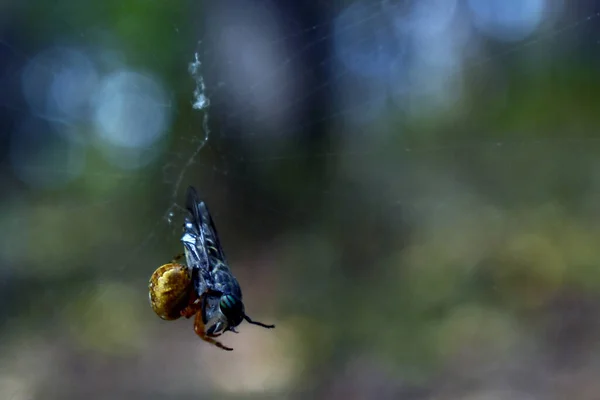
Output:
(171, 253), (185, 263)
(201, 293), (224, 338)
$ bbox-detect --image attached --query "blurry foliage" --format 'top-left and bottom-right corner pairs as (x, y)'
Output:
(1, 0), (600, 399)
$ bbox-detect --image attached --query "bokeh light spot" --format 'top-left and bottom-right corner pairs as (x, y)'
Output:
(92, 70), (171, 149)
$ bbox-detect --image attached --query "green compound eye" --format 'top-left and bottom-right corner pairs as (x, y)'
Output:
(219, 294), (245, 327)
(220, 294), (240, 311)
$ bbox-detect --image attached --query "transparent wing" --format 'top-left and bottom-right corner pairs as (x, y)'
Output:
(185, 186), (242, 298)
(185, 186), (203, 232)
(198, 202), (228, 264)
(181, 186), (211, 295)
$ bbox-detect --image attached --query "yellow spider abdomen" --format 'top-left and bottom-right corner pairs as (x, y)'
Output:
(148, 263), (192, 320)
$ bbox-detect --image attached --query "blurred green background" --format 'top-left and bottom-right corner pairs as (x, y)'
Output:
(2, 0), (600, 399)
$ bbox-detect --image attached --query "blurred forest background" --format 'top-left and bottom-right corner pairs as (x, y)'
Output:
(2, 0), (600, 399)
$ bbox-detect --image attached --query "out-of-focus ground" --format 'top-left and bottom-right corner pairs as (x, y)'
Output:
(2, 0), (600, 399)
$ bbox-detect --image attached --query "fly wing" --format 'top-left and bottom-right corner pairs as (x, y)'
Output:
(198, 198), (243, 298)
(185, 186), (203, 232)
(181, 186), (212, 295)
(198, 201), (228, 264)
(187, 186), (243, 298)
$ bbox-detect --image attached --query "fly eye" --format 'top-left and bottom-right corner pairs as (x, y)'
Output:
(219, 294), (239, 311)
(219, 295), (245, 327)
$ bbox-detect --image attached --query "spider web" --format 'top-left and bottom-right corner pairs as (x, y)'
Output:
(1, 1), (597, 266)
(131, 0), (600, 267)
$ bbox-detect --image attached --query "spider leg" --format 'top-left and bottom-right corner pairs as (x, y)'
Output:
(180, 304), (197, 319)
(171, 253), (185, 263)
(194, 309), (233, 351)
(180, 288), (200, 319)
